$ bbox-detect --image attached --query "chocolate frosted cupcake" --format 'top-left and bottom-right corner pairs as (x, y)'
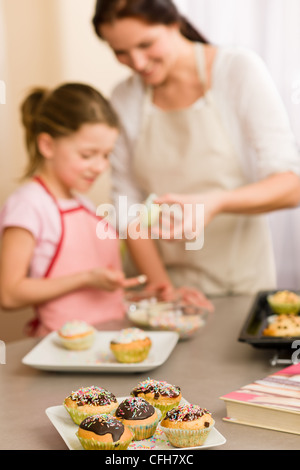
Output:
(115, 397), (160, 440)
(77, 414), (133, 450)
(160, 404), (214, 448)
(64, 386), (118, 425)
(131, 378), (182, 418)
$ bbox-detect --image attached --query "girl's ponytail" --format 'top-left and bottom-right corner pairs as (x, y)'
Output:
(21, 88), (48, 179)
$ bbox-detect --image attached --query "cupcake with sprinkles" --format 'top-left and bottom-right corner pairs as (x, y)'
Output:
(130, 378), (182, 418)
(58, 320), (96, 350)
(160, 404), (214, 448)
(115, 397), (160, 440)
(77, 414), (133, 450)
(64, 385), (118, 425)
(110, 327), (152, 363)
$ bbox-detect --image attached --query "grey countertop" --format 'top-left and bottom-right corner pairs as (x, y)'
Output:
(0, 295), (299, 450)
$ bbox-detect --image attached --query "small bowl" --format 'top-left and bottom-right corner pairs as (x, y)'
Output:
(267, 290), (300, 315)
(125, 289), (209, 339)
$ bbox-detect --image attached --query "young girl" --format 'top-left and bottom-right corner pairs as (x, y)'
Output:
(0, 83), (143, 337)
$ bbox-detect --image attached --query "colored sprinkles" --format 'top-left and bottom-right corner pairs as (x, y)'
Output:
(68, 386), (117, 407)
(116, 397), (155, 420)
(165, 404), (211, 423)
(131, 378), (181, 399)
(111, 328), (149, 344)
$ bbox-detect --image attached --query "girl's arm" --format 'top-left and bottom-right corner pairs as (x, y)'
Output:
(0, 227), (126, 310)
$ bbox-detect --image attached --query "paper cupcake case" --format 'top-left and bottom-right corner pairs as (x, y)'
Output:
(159, 420), (215, 448)
(118, 408), (162, 441)
(76, 433), (133, 450)
(64, 404), (118, 426)
(111, 347), (151, 364)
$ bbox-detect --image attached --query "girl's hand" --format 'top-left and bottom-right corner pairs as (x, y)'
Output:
(86, 267), (125, 291)
(86, 268), (147, 291)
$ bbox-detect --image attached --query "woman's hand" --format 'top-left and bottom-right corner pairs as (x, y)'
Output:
(152, 191), (224, 241)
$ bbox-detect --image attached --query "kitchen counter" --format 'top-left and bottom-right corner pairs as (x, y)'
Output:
(0, 295), (298, 451)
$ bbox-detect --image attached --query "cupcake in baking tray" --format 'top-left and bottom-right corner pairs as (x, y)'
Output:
(267, 290), (300, 315)
(77, 414), (133, 450)
(110, 327), (152, 363)
(57, 320), (96, 350)
(130, 378), (182, 418)
(115, 397), (160, 440)
(160, 404), (214, 448)
(64, 385), (118, 425)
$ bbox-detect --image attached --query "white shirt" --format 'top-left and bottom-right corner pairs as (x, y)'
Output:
(109, 46), (300, 211)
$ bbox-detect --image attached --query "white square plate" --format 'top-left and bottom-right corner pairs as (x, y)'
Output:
(45, 398), (226, 450)
(22, 331), (179, 373)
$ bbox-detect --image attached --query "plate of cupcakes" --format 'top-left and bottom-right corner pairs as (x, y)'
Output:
(46, 379), (226, 450)
(22, 322), (179, 373)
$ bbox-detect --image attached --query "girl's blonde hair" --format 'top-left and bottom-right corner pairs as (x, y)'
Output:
(21, 83), (119, 178)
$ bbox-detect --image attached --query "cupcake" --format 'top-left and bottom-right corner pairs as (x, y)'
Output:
(64, 386), (118, 425)
(58, 320), (96, 350)
(110, 328), (152, 363)
(131, 378), (182, 418)
(77, 414), (133, 450)
(160, 404), (214, 448)
(267, 290), (300, 315)
(115, 397), (160, 440)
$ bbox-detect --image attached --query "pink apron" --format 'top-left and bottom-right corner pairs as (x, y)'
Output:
(27, 177), (125, 337)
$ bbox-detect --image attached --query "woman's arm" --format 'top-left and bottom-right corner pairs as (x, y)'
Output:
(220, 171), (300, 215)
(155, 171), (300, 237)
(0, 227), (128, 310)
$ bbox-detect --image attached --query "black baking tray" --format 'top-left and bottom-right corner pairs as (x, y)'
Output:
(238, 290), (300, 349)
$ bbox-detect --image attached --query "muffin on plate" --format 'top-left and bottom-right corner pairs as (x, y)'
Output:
(267, 290), (300, 315)
(77, 414), (133, 450)
(58, 320), (96, 350)
(130, 378), (182, 418)
(160, 404), (214, 448)
(110, 328), (152, 363)
(64, 385), (118, 425)
(115, 397), (160, 440)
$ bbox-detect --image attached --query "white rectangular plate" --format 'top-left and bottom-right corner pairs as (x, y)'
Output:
(46, 398), (226, 451)
(22, 330), (179, 373)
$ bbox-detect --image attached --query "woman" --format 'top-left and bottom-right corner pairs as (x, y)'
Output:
(92, 0), (300, 299)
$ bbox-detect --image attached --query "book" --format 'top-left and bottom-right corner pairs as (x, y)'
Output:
(220, 363), (300, 435)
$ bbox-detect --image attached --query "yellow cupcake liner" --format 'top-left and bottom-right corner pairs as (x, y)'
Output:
(118, 409), (161, 441)
(160, 420), (214, 448)
(267, 295), (300, 315)
(143, 400), (181, 420)
(111, 346), (151, 363)
(64, 403), (118, 425)
(76, 433), (133, 450)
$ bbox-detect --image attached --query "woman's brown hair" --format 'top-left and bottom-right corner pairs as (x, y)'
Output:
(92, 0), (209, 44)
(21, 83), (119, 178)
